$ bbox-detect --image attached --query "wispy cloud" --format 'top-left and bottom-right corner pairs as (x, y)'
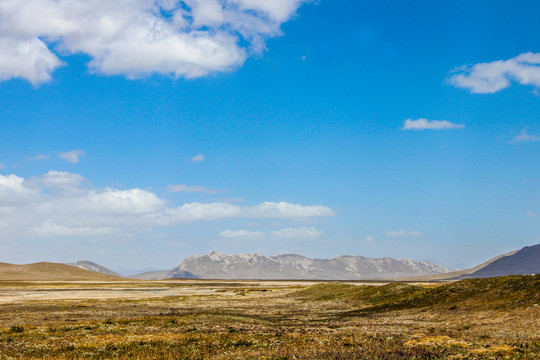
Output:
(449, 52), (540, 94)
(527, 212), (539, 218)
(191, 154), (205, 163)
(0, 171), (334, 240)
(219, 227), (324, 240)
(272, 227), (324, 239)
(28, 154), (50, 161)
(220, 229), (263, 239)
(58, 150), (85, 163)
(0, 0), (313, 85)
(511, 128), (540, 143)
(386, 230), (424, 238)
(167, 184), (225, 194)
(402, 119), (464, 130)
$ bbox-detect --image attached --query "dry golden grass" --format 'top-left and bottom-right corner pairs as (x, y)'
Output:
(0, 275), (538, 359)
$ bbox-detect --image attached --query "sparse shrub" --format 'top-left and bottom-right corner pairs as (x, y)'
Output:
(10, 326), (24, 333)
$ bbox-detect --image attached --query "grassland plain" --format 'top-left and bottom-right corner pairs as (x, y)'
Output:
(0, 275), (538, 359)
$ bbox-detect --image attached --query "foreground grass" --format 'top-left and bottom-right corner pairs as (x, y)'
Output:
(0, 276), (538, 359)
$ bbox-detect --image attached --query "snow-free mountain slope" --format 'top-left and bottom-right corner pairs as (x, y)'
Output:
(457, 244), (540, 279)
(158, 251), (449, 280)
(68, 260), (121, 277)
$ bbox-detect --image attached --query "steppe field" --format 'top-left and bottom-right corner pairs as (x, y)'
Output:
(0, 276), (538, 359)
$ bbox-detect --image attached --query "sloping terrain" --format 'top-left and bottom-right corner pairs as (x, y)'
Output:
(401, 243), (539, 281)
(68, 260), (121, 277)
(400, 249), (519, 281)
(0, 262), (123, 281)
(155, 251), (448, 280)
(456, 243), (540, 279)
(128, 270), (175, 280)
(295, 274), (540, 311)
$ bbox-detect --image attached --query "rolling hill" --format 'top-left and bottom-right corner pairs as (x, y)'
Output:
(0, 262), (123, 281)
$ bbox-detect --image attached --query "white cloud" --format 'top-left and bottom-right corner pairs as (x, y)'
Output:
(219, 229), (263, 239)
(219, 226), (323, 240)
(0, 174), (39, 205)
(191, 154), (205, 162)
(0, 37), (63, 85)
(34, 221), (114, 237)
(0, 172), (333, 239)
(272, 227), (323, 239)
(58, 150), (85, 163)
(167, 184), (224, 194)
(243, 201), (335, 218)
(449, 52), (540, 93)
(364, 235), (374, 243)
(386, 230), (424, 238)
(0, 0), (312, 84)
(402, 118), (465, 130)
(25, 170), (87, 196)
(511, 128), (540, 143)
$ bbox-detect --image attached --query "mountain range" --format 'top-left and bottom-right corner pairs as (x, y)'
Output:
(3, 243), (535, 281)
(130, 244), (539, 280)
(133, 252), (449, 280)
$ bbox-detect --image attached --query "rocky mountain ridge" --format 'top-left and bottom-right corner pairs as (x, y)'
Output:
(150, 251), (450, 280)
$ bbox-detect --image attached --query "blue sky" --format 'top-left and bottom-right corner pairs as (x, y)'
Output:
(0, 0), (539, 271)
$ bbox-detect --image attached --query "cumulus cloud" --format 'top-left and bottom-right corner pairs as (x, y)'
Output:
(0, 37), (63, 85)
(191, 154), (205, 162)
(386, 230), (424, 238)
(25, 170), (88, 196)
(0, 0), (311, 84)
(58, 150), (85, 163)
(511, 128), (540, 143)
(0, 174), (39, 205)
(167, 184), (225, 194)
(0, 171), (333, 239)
(449, 52), (540, 93)
(402, 118), (465, 130)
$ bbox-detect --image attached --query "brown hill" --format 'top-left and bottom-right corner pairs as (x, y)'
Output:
(456, 243), (540, 279)
(398, 249), (519, 281)
(0, 262), (123, 281)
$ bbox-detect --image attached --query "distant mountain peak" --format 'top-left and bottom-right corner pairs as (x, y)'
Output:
(68, 260), (120, 277)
